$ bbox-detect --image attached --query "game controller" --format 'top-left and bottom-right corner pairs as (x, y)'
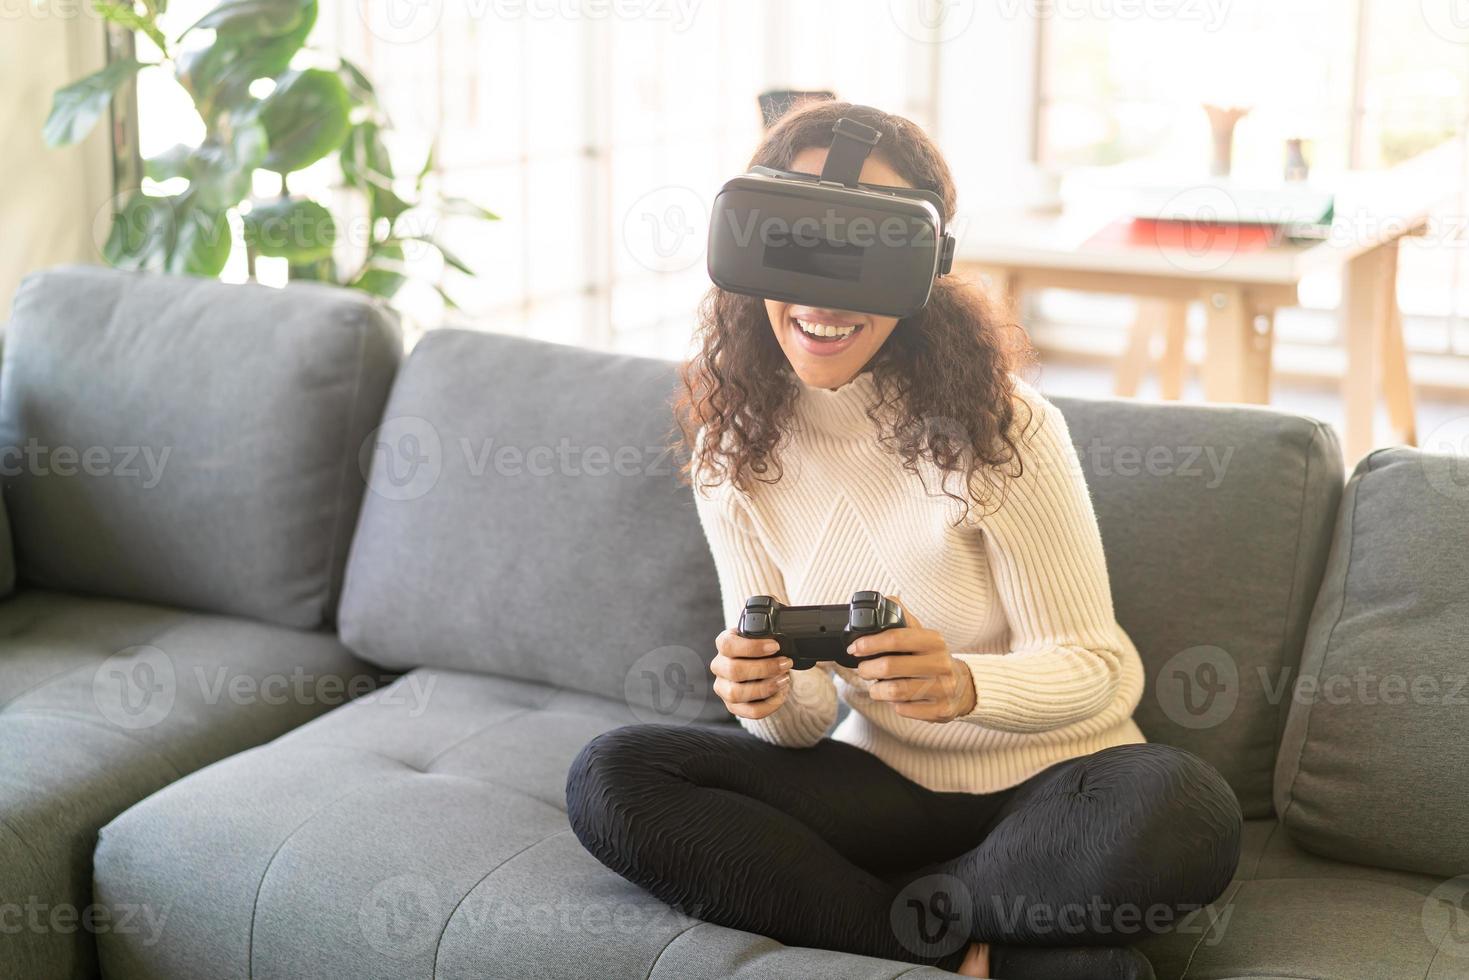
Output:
(736, 591), (906, 670)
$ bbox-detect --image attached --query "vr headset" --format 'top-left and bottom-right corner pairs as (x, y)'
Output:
(707, 117), (956, 319)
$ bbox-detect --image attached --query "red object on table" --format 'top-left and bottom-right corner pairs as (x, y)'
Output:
(1085, 217), (1281, 253)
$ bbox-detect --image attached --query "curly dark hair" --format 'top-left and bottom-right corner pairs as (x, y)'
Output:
(675, 100), (1034, 523)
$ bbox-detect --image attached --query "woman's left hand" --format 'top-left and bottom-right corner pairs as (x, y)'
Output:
(848, 598), (977, 723)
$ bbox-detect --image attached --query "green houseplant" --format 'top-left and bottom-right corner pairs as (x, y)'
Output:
(44, 0), (496, 307)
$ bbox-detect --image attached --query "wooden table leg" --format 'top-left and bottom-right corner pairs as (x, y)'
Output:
(1375, 245), (1417, 447)
(1115, 303), (1157, 397)
(1120, 299), (1189, 399)
(1244, 306), (1274, 404)
(1203, 286), (1269, 404)
(1157, 300), (1190, 400)
(1001, 271), (1023, 324)
(970, 265), (1024, 323)
(1340, 244), (1404, 460)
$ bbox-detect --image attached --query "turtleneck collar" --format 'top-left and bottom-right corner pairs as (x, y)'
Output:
(791, 369), (885, 437)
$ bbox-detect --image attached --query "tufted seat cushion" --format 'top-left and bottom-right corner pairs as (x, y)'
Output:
(96, 666), (1469, 980)
(0, 590), (383, 979)
(93, 669), (955, 980)
(1138, 818), (1469, 979)
(97, 675), (1469, 980)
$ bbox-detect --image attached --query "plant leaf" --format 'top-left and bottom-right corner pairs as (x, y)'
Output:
(168, 203), (233, 277)
(429, 281), (461, 311)
(349, 267), (409, 298)
(438, 196), (500, 221)
(370, 187), (411, 227)
(44, 58), (144, 148)
(337, 57), (377, 107)
(399, 233), (474, 276)
(348, 242), (407, 298)
(185, 0), (309, 38)
(340, 120), (394, 189)
(242, 197), (336, 262)
(92, 0), (168, 49)
(190, 119), (268, 208)
(102, 192), (233, 277)
(143, 121), (266, 210)
(258, 68), (351, 174)
(176, 0), (316, 117)
(103, 192), (176, 271)
(415, 142), (435, 190)
(287, 257), (336, 281)
(341, 121), (410, 224)
(144, 143), (194, 181)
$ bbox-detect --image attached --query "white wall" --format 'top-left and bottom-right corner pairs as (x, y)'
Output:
(0, 9), (115, 316)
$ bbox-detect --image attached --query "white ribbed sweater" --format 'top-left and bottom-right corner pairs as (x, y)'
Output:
(692, 372), (1145, 794)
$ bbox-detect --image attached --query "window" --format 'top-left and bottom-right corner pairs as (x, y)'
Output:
(1038, 0), (1359, 178)
(114, 0), (1038, 355)
(1036, 0), (1469, 353)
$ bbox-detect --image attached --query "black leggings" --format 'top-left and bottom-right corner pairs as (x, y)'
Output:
(565, 725), (1242, 972)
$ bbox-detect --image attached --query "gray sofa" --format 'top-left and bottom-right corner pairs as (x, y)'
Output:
(4, 267), (1467, 979)
(0, 267), (402, 978)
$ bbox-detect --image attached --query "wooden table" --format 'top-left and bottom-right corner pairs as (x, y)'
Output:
(953, 146), (1463, 460)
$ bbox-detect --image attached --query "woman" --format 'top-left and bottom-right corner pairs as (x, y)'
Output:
(566, 102), (1241, 979)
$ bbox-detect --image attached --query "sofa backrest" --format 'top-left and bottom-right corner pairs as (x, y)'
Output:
(1052, 397), (1343, 818)
(1275, 446), (1469, 876)
(338, 332), (1346, 771)
(0, 266), (401, 629)
(337, 329), (729, 723)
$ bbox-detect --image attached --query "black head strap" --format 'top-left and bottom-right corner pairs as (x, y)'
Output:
(818, 118), (881, 187)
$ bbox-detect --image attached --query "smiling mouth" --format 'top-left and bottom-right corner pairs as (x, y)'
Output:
(792, 316), (863, 342)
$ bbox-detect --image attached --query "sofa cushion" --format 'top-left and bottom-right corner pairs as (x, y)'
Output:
(1051, 397), (1343, 819)
(94, 672), (1469, 980)
(1139, 818), (1469, 979)
(337, 329), (727, 721)
(0, 266), (401, 628)
(1275, 447), (1469, 877)
(95, 669), (950, 980)
(0, 589), (385, 980)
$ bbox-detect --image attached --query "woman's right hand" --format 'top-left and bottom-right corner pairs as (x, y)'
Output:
(710, 629), (793, 720)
